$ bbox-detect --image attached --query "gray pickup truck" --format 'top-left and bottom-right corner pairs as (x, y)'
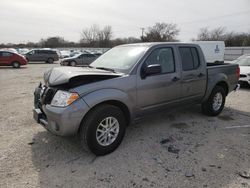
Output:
(33, 42), (240, 155)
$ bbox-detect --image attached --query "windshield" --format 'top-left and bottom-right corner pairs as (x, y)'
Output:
(236, 57), (250, 66)
(91, 46), (148, 73)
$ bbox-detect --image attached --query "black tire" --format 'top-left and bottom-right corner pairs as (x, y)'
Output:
(70, 61), (76, 66)
(47, 58), (54, 64)
(12, 61), (20, 68)
(79, 104), (126, 156)
(202, 86), (226, 116)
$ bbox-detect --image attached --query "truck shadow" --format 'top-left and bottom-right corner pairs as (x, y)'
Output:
(30, 104), (250, 187)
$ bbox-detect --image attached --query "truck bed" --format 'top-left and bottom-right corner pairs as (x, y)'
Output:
(206, 62), (239, 94)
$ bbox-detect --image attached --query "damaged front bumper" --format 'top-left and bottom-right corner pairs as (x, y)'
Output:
(33, 85), (90, 136)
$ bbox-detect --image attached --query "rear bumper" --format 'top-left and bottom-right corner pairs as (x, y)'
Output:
(33, 99), (90, 136)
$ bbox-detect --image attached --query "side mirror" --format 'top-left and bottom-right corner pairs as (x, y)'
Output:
(141, 64), (162, 79)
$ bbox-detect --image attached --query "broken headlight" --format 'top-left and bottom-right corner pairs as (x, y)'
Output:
(51, 90), (79, 107)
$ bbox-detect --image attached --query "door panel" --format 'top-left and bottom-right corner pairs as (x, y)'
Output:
(178, 46), (206, 101)
(137, 73), (181, 110)
(136, 47), (181, 114)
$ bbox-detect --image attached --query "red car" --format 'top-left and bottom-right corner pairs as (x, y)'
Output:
(0, 51), (28, 68)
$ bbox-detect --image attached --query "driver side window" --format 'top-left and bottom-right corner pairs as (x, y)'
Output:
(145, 47), (175, 74)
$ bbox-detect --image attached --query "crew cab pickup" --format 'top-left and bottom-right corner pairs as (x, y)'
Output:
(33, 42), (240, 156)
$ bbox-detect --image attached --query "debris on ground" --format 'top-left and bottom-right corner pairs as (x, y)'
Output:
(167, 145), (180, 154)
(160, 136), (175, 145)
(238, 171), (250, 179)
(185, 170), (194, 177)
(201, 167), (207, 172)
(27, 141), (35, 145)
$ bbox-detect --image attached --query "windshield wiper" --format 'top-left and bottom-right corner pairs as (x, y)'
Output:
(95, 67), (116, 73)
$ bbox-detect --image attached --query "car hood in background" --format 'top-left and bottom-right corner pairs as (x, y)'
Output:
(61, 57), (76, 61)
(239, 66), (250, 75)
(44, 66), (123, 87)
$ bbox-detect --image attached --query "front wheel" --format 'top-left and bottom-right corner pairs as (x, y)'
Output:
(12, 61), (20, 68)
(202, 86), (226, 116)
(79, 104), (126, 156)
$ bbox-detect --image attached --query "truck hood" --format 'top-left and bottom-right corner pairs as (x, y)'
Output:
(239, 66), (250, 75)
(44, 66), (123, 87)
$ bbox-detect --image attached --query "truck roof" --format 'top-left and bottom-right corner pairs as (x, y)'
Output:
(119, 42), (200, 48)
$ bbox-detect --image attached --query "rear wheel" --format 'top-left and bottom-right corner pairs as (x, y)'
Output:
(79, 104), (126, 156)
(70, 61), (76, 66)
(47, 58), (54, 64)
(202, 86), (226, 116)
(12, 61), (20, 68)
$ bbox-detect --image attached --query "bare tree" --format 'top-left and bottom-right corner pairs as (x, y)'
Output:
(210, 27), (226, 40)
(142, 23), (180, 42)
(196, 27), (226, 41)
(197, 27), (210, 40)
(98, 25), (112, 47)
(80, 24), (100, 46)
(80, 25), (113, 47)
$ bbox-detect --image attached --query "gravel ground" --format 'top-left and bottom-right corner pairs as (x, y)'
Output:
(0, 63), (250, 188)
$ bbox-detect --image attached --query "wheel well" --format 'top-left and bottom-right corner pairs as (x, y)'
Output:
(216, 81), (229, 95)
(78, 100), (131, 133)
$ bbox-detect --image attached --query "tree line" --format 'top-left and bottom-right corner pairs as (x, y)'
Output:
(195, 27), (250, 46)
(1, 23), (250, 48)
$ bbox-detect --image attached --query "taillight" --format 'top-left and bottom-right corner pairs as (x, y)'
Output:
(236, 66), (240, 80)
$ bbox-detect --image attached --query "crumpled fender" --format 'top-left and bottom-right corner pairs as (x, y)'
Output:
(82, 88), (134, 116)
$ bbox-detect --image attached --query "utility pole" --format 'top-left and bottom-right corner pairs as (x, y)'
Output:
(140, 27), (145, 40)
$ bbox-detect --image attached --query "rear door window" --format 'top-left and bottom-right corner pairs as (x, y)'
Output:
(179, 47), (200, 71)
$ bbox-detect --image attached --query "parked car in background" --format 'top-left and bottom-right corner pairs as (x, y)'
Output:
(234, 55), (250, 86)
(34, 42), (239, 155)
(93, 52), (103, 57)
(25, 49), (59, 63)
(0, 51), (27, 68)
(17, 48), (30, 55)
(194, 41), (225, 63)
(59, 50), (70, 58)
(69, 51), (81, 57)
(60, 53), (97, 66)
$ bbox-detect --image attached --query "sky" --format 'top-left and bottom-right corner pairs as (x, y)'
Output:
(0, 0), (250, 44)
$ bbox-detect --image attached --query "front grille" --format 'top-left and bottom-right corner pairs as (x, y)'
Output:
(240, 74), (247, 78)
(41, 87), (57, 105)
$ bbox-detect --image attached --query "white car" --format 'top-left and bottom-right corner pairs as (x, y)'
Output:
(235, 55), (250, 86)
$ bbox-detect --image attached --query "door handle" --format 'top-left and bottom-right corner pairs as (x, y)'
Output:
(198, 73), (205, 78)
(172, 77), (180, 82)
